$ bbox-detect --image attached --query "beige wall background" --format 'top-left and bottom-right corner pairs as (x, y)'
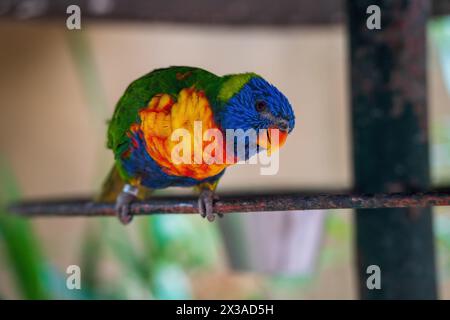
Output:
(0, 20), (449, 299)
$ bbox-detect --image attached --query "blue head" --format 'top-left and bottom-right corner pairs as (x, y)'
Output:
(217, 75), (295, 158)
(218, 76), (295, 132)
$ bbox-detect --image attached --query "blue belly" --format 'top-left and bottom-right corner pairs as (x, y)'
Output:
(119, 132), (224, 189)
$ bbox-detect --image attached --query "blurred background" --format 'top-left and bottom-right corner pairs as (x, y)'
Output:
(1, 0), (450, 299)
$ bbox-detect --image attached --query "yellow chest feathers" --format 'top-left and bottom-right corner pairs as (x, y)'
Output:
(131, 88), (229, 180)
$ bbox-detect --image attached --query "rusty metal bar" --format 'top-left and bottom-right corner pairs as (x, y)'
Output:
(7, 190), (450, 218)
(0, 0), (344, 25)
(348, 0), (437, 299)
(1, 0), (449, 25)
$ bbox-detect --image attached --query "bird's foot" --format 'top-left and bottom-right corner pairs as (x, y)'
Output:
(198, 189), (221, 222)
(115, 184), (138, 225)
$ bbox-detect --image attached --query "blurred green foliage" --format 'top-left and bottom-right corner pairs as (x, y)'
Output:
(0, 157), (221, 299)
(0, 156), (48, 299)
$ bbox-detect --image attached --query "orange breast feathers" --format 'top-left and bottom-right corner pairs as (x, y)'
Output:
(131, 88), (230, 180)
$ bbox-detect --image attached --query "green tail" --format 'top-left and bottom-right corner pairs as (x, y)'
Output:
(96, 165), (125, 203)
(96, 165), (153, 202)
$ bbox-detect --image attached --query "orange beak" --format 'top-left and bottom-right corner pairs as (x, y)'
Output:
(258, 128), (288, 155)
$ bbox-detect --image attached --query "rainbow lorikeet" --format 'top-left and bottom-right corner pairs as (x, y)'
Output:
(100, 66), (295, 224)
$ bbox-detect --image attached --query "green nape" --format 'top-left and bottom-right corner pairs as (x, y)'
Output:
(217, 72), (259, 103)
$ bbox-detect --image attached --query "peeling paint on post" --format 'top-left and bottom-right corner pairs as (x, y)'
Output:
(348, 0), (437, 299)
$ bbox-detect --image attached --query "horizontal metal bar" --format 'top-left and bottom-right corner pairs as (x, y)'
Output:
(1, 0), (448, 26)
(0, 0), (344, 26)
(7, 190), (450, 218)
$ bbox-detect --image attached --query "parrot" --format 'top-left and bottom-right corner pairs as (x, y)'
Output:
(99, 66), (295, 224)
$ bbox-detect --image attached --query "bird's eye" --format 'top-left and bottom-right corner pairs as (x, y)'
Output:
(255, 100), (267, 112)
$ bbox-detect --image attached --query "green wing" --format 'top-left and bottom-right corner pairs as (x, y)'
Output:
(106, 66), (225, 181)
(107, 66), (222, 154)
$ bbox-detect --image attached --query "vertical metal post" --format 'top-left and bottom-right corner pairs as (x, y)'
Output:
(348, 0), (437, 299)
